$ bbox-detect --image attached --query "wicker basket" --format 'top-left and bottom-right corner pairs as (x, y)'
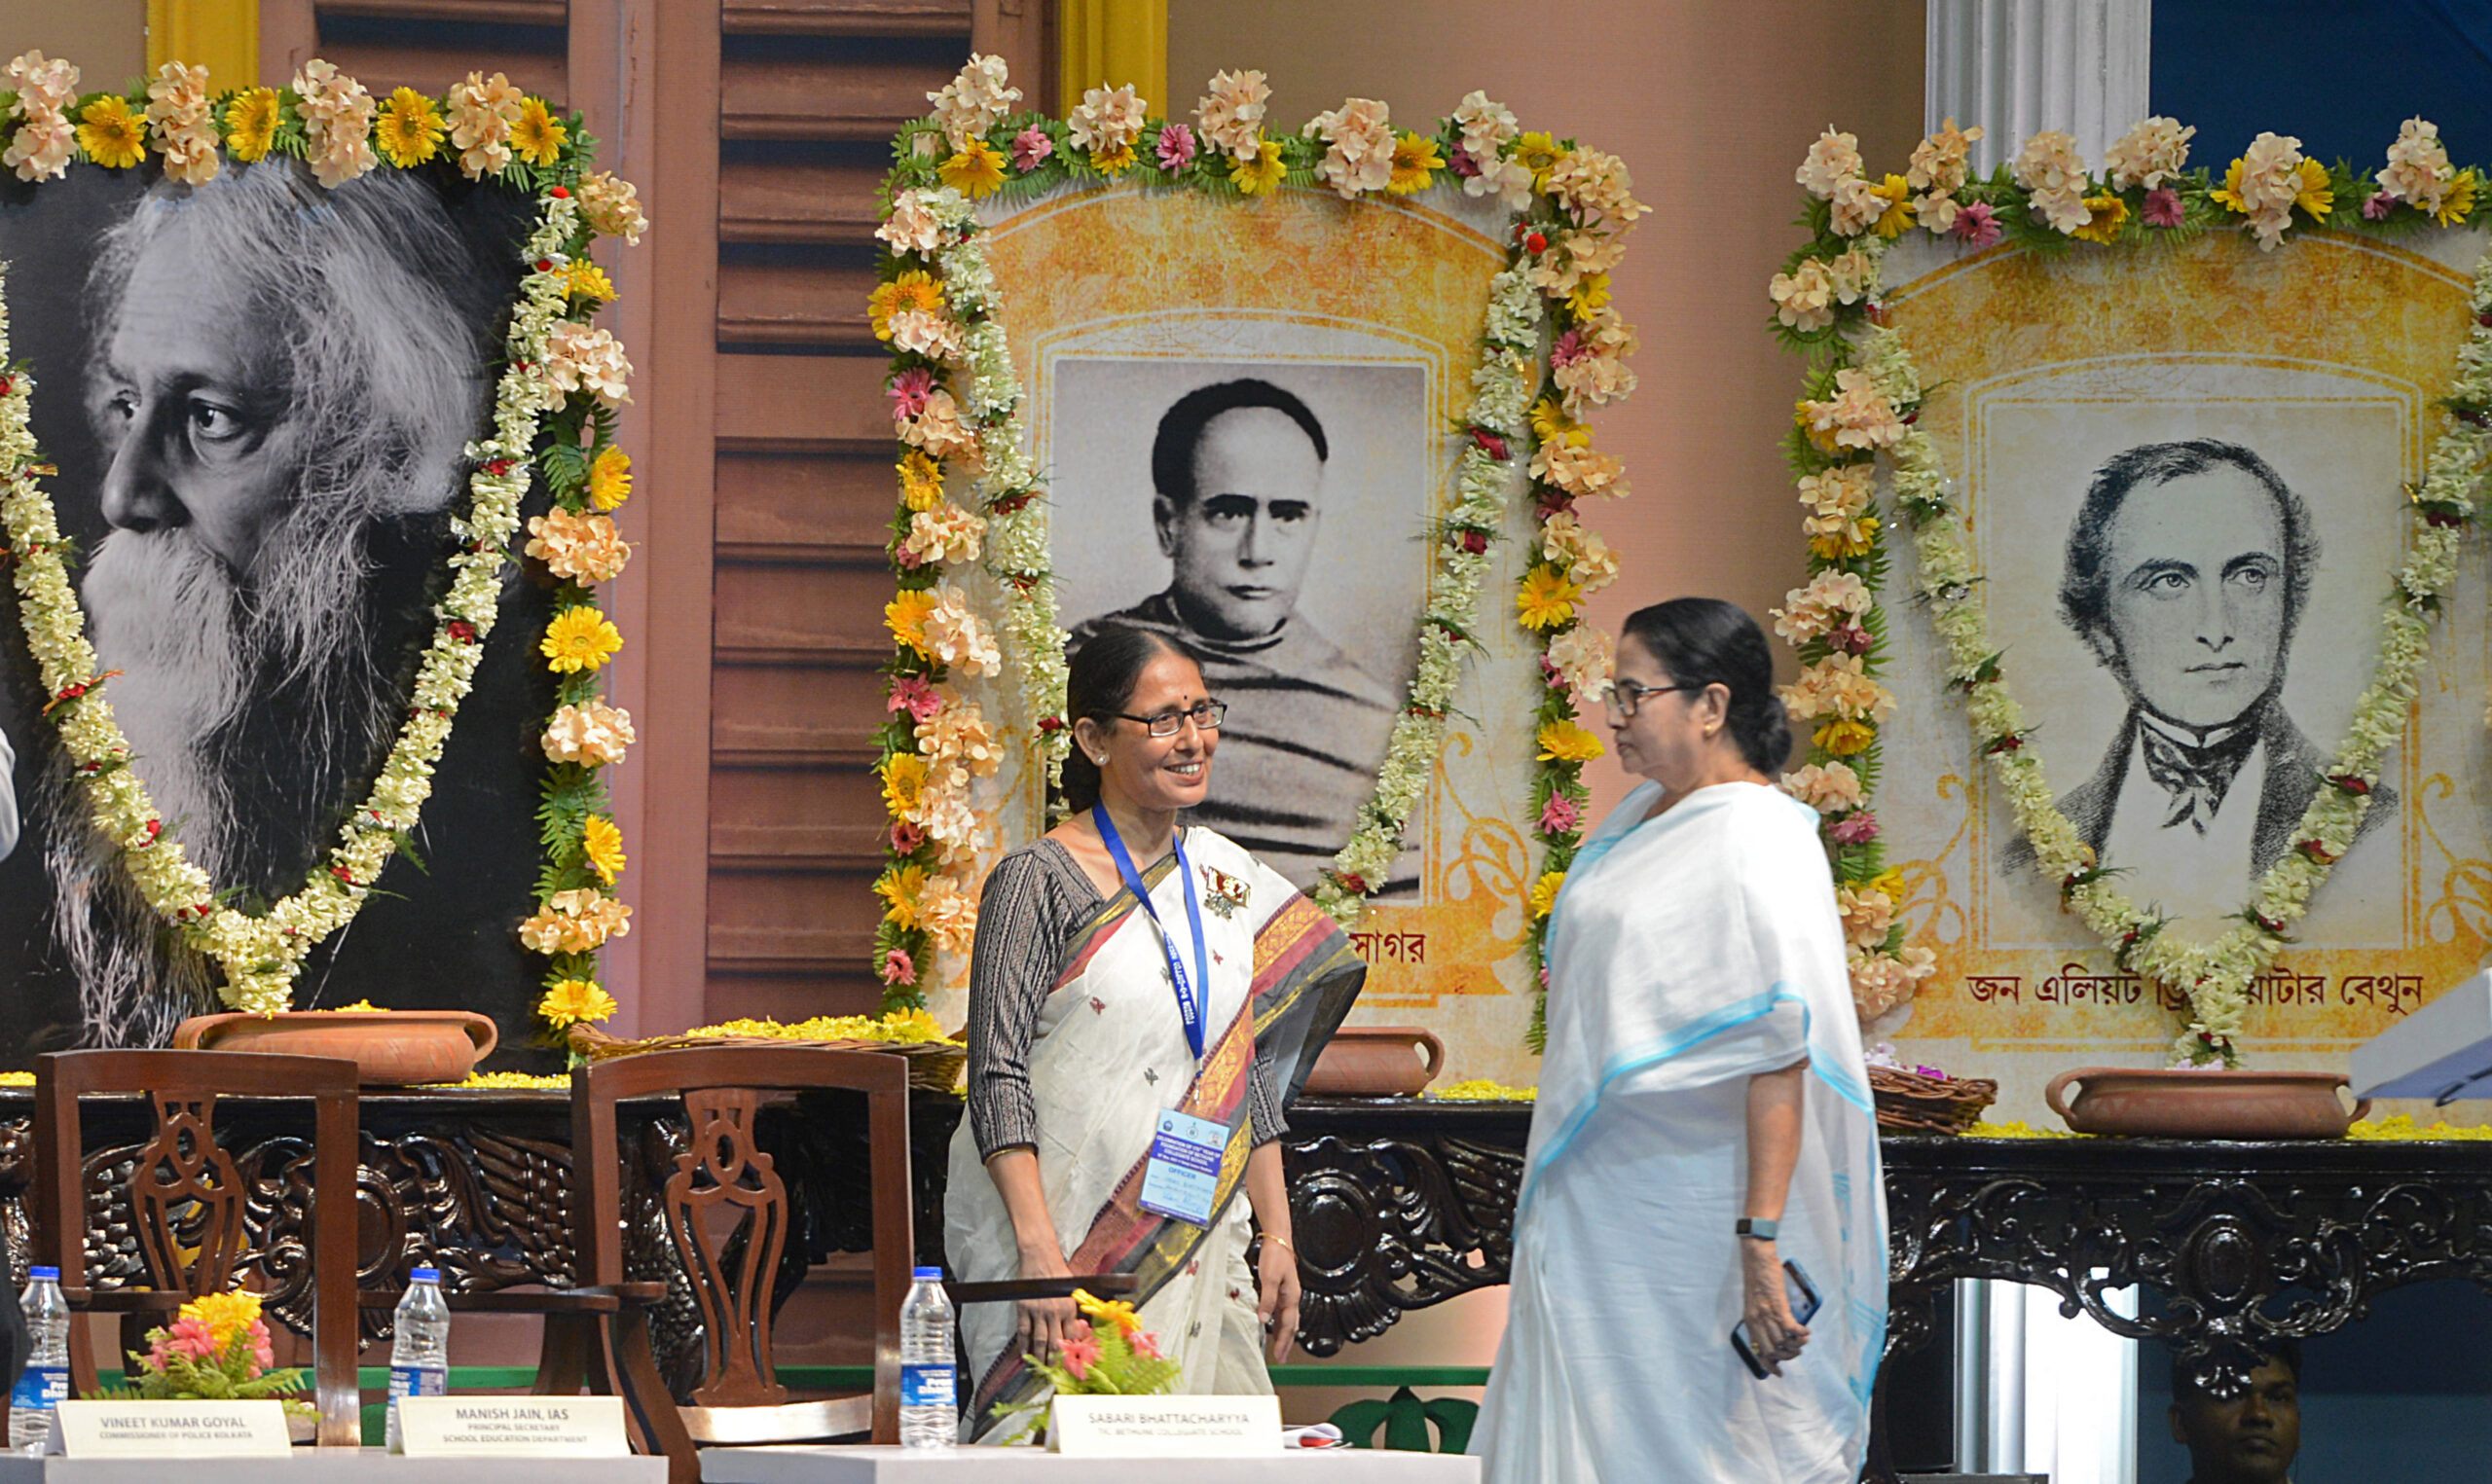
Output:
(1870, 1066), (1997, 1135)
(566, 1024), (966, 1095)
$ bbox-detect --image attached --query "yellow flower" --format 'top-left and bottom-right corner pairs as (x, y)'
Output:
(1090, 141), (1138, 176)
(1516, 565), (1582, 631)
(1808, 514), (1879, 560)
(2210, 158), (2249, 215)
(1816, 717), (1876, 756)
(537, 978), (617, 1029)
(541, 605), (623, 672)
(1527, 870), (1565, 921)
(1386, 131), (1443, 195)
(582, 815), (626, 884)
(1536, 719), (1605, 763)
(2439, 168), (2481, 227)
(376, 87), (444, 167)
(886, 587), (937, 652)
(898, 451), (944, 512)
(1566, 271), (1610, 315)
(513, 96), (567, 166)
(940, 136), (1008, 197)
(880, 754), (928, 820)
(2071, 192), (2129, 243)
(76, 94), (145, 169)
(1074, 1289), (1143, 1337)
(1867, 866), (1905, 902)
(225, 87), (280, 161)
(1514, 130), (1562, 188)
(1530, 397), (1590, 450)
(874, 859), (928, 930)
(868, 271), (945, 341)
(568, 261), (617, 303)
(1869, 173), (1915, 237)
(587, 446), (633, 511)
(184, 1290), (263, 1350)
(1231, 137), (1286, 196)
(2292, 157), (2332, 220)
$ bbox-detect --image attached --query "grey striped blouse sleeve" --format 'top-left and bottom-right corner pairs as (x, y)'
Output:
(964, 846), (1080, 1162)
(1246, 1049), (1289, 1146)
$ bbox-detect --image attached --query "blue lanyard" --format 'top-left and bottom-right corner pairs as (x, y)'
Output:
(1092, 804), (1210, 1063)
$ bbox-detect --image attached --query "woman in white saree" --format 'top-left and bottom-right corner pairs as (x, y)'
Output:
(1474, 597), (1886, 1483)
(946, 627), (1364, 1441)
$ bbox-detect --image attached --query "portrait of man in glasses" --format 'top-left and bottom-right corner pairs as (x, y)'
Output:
(2002, 438), (2391, 916)
(1067, 376), (1413, 895)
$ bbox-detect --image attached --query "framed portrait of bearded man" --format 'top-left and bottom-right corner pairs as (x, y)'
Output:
(0, 156), (550, 1059)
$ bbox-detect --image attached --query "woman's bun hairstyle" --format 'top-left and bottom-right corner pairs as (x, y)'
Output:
(1620, 597), (1792, 775)
(1059, 626), (1185, 814)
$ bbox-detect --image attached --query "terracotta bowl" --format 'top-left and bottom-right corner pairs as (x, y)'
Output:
(1302, 1026), (1446, 1098)
(2044, 1067), (2368, 1140)
(171, 1009), (498, 1087)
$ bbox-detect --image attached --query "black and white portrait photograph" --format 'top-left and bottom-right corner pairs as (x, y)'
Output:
(1049, 357), (1431, 896)
(1980, 384), (2407, 943)
(0, 157), (549, 1058)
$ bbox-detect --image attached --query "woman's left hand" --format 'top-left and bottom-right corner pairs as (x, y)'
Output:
(1256, 1233), (1302, 1363)
(1739, 1238), (1809, 1377)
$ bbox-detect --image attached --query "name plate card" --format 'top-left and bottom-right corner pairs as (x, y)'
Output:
(393, 1395), (630, 1457)
(48, 1400), (292, 1457)
(1047, 1394), (1282, 1457)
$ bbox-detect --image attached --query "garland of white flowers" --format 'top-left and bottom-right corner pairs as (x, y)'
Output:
(1770, 115), (2492, 1066)
(869, 59), (1643, 1038)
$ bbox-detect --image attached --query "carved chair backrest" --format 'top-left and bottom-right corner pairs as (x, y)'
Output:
(570, 1047), (913, 1443)
(32, 1050), (364, 1447)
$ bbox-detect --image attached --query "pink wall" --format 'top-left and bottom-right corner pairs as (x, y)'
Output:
(1169, 0), (1926, 816)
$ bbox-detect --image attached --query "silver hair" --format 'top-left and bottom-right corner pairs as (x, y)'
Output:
(53, 157), (506, 1044)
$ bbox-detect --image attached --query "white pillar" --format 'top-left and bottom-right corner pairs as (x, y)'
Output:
(1925, 0), (2153, 175)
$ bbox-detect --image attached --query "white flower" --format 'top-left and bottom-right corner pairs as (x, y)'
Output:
(1068, 83), (1146, 156)
(1453, 90), (1519, 162)
(1770, 259), (1837, 331)
(2380, 116), (2454, 213)
(877, 191), (944, 256)
(1796, 127), (1863, 199)
(2013, 129), (2093, 234)
(927, 53), (1021, 149)
(1306, 96), (1395, 199)
(2104, 116), (2194, 191)
(1193, 69), (1269, 162)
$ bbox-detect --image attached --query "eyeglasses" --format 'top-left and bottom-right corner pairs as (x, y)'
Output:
(1116, 699), (1228, 737)
(1601, 678), (1690, 722)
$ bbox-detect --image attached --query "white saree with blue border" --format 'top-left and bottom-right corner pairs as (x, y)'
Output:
(1473, 779), (1885, 1482)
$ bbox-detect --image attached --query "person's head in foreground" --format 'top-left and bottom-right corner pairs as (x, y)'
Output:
(1150, 379), (1329, 643)
(1064, 625), (1223, 818)
(2171, 1342), (2301, 1484)
(1608, 597), (1792, 794)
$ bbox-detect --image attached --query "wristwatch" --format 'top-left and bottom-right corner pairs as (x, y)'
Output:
(1736, 1217), (1778, 1241)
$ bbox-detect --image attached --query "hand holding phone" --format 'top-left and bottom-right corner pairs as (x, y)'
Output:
(1731, 1258), (1820, 1380)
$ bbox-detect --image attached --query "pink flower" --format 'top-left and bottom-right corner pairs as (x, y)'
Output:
(1058, 1321), (1102, 1380)
(888, 368), (934, 418)
(1128, 1329), (1163, 1359)
(1828, 811), (1881, 846)
(1952, 200), (2001, 249)
(1010, 125), (1052, 172)
(880, 949), (917, 987)
(889, 820), (925, 854)
(887, 674), (943, 723)
(1538, 794), (1582, 835)
(2142, 188), (2183, 228)
(2364, 189), (2396, 221)
(1549, 328), (1588, 367)
(162, 1317), (219, 1361)
(1448, 146), (1482, 180)
(1154, 123), (1196, 171)
(1829, 623), (1873, 655)
(246, 1319), (275, 1373)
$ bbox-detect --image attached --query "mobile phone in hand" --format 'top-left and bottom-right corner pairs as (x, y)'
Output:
(1731, 1259), (1822, 1379)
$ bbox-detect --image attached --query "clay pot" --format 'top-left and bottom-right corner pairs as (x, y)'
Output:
(171, 1010), (498, 1087)
(2044, 1067), (2369, 1140)
(1302, 1026), (1446, 1097)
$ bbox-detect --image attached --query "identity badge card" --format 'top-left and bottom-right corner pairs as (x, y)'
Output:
(1137, 1109), (1227, 1226)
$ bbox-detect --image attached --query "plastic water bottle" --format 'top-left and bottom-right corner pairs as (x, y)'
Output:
(385, 1267), (450, 1453)
(9, 1265), (67, 1454)
(898, 1266), (956, 1449)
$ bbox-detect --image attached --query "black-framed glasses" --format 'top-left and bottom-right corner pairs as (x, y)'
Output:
(1117, 699), (1228, 737)
(1602, 678), (1690, 721)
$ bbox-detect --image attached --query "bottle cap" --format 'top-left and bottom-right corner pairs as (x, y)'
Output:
(912, 1266), (943, 1281)
(26, 1266), (56, 1282)
(410, 1267), (441, 1283)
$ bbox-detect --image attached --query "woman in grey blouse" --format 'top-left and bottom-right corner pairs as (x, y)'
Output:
(944, 626), (1365, 1440)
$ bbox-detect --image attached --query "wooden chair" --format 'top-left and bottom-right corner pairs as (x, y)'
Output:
(31, 1050), (362, 1447)
(569, 1046), (916, 1481)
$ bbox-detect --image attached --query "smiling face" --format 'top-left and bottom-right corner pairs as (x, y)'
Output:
(1155, 406), (1324, 642)
(91, 233), (300, 576)
(2171, 1357), (2299, 1484)
(1074, 646), (1219, 814)
(2097, 465), (2290, 730)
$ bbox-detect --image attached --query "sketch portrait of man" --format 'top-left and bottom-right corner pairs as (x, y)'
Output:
(1066, 376), (1412, 893)
(44, 157), (514, 1043)
(2004, 438), (2392, 917)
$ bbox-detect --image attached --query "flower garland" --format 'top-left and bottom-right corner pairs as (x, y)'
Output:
(0, 54), (646, 1027)
(1768, 115), (2492, 1066)
(870, 60), (1643, 1033)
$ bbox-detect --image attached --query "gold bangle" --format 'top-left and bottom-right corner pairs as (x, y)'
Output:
(1264, 1232), (1296, 1255)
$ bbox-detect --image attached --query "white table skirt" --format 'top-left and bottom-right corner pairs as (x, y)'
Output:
(699, 1445), (1480, 1484)
(0, 1451), (668, 1484)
